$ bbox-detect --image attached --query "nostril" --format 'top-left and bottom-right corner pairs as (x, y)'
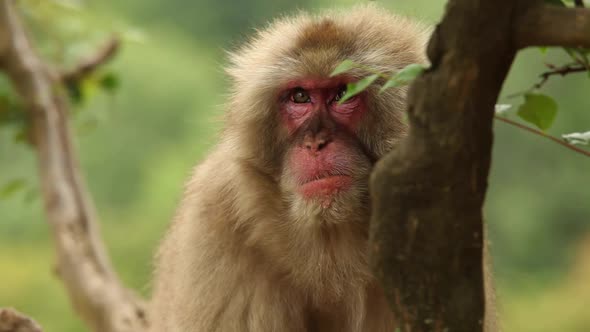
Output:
(316, 138), (327, 150)
(315, 132), (332, 151)
(302, 133), (331, 151)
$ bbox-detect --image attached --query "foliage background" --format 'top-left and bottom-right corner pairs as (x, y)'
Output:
(0, 0), (589, 331)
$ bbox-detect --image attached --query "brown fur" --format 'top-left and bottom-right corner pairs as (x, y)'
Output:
(150, 5), (497, 332)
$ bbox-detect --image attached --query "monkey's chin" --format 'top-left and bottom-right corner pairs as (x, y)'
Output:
(299, 175), (353, 201)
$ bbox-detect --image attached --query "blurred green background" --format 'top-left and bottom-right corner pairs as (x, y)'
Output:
(1, 0), (589, 331)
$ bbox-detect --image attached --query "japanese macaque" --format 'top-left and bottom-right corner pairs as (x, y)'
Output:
(150, 4), (498, 332)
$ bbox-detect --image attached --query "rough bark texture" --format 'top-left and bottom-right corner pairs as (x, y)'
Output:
(0, 1), (147, 331)
(517, 5), (590, 48)
(0, 309), (42, 332)
(369, 1), (590, 331)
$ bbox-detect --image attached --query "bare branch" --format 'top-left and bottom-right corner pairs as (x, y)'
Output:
(0, 308), (42, 332)
(0, 1), (147, 332)
(60, 37), (120, 85)
(504, 61), (588, 98)
(516, 5), (590, 49)
(495, 116), (590, 158)
(534, 63), (587, 89)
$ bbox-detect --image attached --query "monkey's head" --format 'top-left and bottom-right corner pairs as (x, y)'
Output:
(224, 5), (427, 223)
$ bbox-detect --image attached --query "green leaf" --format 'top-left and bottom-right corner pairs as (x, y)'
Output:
(379, 63), (426, 92)
(517, 93), (558, 131)
(340, 74), (379, 103)
(330, 60), (359, 77)
(99, 72), (120, 93)
(562, 131), (590, 145)
(0, 178), (27, 199)
(66, 82), (85, 105)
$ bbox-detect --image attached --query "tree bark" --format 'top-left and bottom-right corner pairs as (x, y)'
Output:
(516, 5), (590, 48)
(0, 309), (42, 332)
(369, 0), (590, 331)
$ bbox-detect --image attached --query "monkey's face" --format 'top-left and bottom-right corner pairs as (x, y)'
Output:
(225, 6), (427, 223)
(277, 78), (373, 217)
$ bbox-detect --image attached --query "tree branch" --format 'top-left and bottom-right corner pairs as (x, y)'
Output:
(516, 5), (590, 49)
(534, 63), (588, 89)
(0, 308), (42, 332)
(59, 37), (120, 86)
(495, 116), (590, 158)
(0, 1), (147, 331)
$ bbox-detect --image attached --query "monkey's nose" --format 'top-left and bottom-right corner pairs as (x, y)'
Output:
(303, 133), (331, 152)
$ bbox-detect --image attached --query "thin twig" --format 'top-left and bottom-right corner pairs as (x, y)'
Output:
(60, 37), (120, 85)
(505, 62), (588, 99)
(533, 63), (587, 89)
(495, 116), (590, 158)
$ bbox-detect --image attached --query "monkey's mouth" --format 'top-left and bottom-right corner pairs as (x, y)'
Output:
(299, 175), (353, 198)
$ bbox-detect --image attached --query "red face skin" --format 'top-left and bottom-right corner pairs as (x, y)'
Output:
(279, 77), (369, 200)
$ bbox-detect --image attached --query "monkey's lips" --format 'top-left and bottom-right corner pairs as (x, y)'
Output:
(299, 175), (353, 198)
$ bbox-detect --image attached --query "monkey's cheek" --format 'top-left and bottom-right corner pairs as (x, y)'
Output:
(298, 175), (353, 201)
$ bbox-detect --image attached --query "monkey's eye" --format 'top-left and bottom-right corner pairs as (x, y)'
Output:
(333, 86), (348, 102)
(290, 88), (311, 103)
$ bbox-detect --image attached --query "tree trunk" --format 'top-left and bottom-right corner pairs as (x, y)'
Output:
(369, 0), (590, 331)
